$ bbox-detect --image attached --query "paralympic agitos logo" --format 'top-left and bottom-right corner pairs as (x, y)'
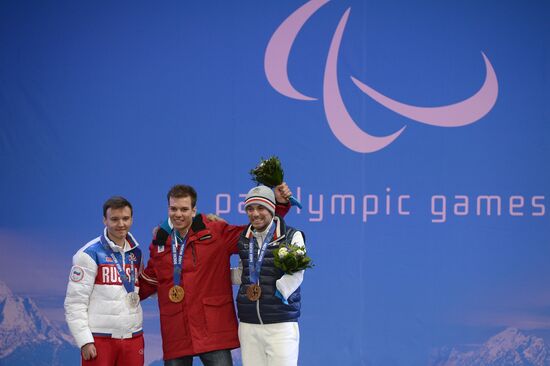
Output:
(264, 0), (499, 153)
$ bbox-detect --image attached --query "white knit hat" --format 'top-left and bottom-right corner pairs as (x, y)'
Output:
(244, 185), (275, 216)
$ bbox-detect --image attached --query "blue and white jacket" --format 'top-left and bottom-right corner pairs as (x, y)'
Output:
(64, 228), (143, 348)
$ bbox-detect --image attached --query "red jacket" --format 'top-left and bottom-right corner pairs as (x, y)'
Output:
(140, 215), (242, 359)
(139, 205), (289, 360)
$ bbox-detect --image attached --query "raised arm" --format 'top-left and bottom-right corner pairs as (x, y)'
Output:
(275, 182), (292, 217)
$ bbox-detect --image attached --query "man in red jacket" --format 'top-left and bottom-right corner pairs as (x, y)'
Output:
(139, 184), (291, 366)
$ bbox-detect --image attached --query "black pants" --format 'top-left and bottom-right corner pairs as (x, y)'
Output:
(164, 349), (233, 366)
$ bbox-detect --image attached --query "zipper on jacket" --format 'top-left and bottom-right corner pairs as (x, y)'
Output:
(256, 282), (263, 325)
(253, 229), (277, 325)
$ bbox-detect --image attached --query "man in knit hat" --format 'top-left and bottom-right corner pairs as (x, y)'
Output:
(234, 185), (306, 366)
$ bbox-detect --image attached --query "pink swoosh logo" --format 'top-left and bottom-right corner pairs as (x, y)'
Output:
(264, 0), (499, 152)
(264, 0), (329, 101)
(351, 53), (498, 127)
(324, 9), (405, 153)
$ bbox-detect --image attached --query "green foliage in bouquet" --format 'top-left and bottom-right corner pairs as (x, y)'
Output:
(273, 243), (313, 274)
(250, 156), (284, 188)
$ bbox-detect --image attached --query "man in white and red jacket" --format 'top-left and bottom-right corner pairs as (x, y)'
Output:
(64, 196), (144, 365)
(139, 184), (291, 366)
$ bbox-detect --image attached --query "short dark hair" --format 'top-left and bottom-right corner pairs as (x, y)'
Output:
(167, 184), (197, 207)
(103, 196), (133, 217)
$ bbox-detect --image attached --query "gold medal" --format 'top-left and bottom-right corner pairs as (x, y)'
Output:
(168, 285), (185, 303)
(246, 284), (262, 301)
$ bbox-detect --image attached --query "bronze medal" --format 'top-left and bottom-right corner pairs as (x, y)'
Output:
(246, 284), (262, 301)
(168, 285), (185, 303)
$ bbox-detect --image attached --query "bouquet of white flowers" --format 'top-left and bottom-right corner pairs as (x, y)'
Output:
(273, 243), (313, 274)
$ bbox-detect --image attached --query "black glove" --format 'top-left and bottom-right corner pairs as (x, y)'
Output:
(153, 226), (169, 246)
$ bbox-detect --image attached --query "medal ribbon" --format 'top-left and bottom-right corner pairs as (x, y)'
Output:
(100, 235), (135, 294)
(248, 222), (277, 284)
(172, 231), (188, 287)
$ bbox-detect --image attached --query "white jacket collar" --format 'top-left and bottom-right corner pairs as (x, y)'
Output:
(245, 216), (284, 243)
(102, 227), (140, 253)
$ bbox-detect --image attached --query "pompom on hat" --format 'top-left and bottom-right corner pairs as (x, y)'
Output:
(244, 185), (275, 216)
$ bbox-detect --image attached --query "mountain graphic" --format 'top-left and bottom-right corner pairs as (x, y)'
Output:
(0, 280), (79, 365)
(430, 327), (550, 366)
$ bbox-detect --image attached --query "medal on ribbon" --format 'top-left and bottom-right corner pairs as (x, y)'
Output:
(246, 284), (262, 301)
(169, 231), (187, 303)
(100, 235), (139, 308)
(247, 222), (277, 301)
(169, 285), (185, 302)
(127, 292), (140, 308)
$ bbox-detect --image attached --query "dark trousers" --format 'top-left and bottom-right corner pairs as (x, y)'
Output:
(164, 349), (233, 366)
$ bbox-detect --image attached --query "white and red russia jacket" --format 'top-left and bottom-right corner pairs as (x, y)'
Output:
(64, 228), (143, 348)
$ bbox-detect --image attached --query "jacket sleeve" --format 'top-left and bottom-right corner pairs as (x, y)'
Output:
(275, 231), (306, 300)
(64, 251), (97, 348)
(275, 202), (291, 218)
(230, 259), (243, 285)
(219, 221), (246, 255)
(139, 242), (159, 300)
(139, 249), (144, 275)
(220, 202), (290, 255)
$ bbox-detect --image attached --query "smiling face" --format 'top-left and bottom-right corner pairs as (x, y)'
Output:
(246, 204), (273, 232)
(168, 196), (196, 233)
(103, 206), (133, 246)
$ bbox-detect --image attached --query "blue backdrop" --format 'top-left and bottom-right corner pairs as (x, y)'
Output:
(1, 1), (549, 365)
